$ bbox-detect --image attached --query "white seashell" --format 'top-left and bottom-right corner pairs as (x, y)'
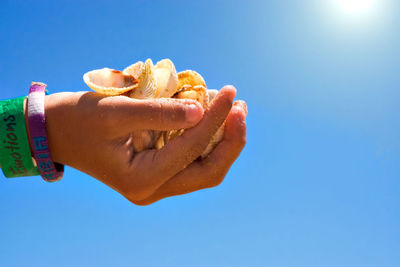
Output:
(129, 59), (157, 99)
(154, 59), (179, 98)
(83, 68), (138, 96)
(123, 61), (143, 79)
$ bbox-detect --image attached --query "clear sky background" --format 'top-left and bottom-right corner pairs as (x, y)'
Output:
(0, 0), (399, 266)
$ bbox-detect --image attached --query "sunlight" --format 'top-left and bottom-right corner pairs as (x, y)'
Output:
(323, 0), (389, 28)
(337, 0), (376, 15)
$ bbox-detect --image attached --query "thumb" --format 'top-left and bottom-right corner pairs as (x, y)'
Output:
(103, 97), (204, 133)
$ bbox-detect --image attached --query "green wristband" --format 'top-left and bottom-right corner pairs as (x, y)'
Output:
(0, 97), (40, 177)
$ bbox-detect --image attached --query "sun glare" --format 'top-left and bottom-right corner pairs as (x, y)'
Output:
(337, 0), (376, 15)
(324, 0), (388, 27)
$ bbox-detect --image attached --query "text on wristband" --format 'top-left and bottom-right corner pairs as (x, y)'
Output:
(2, 113), (29, 175)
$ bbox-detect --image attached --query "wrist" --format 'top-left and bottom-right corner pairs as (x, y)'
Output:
(43, 93), (70, 165)
(43, 92), (86, 167)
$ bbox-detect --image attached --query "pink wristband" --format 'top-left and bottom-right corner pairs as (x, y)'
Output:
(27, 82), (64, 182)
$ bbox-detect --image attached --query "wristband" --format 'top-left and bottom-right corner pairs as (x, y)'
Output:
(27, 82), (64, 182)
(0, 97), (40, 177)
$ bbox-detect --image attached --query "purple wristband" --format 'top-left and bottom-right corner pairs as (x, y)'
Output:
(27, 82), (64, 182)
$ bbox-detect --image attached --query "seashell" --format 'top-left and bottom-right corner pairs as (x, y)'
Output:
(132, 130), (162, 152)
(177, 70), (206, 90)
(154, 59), (179, 98)
(123, 61), (143, 79)
(83, 59), (225, 156)
(129, 59), (157, 99)
(174, 85), (208, 108)
(154, 132), (166, 150)
(164, 128), (184, 145)
(83, 68), (138, 96)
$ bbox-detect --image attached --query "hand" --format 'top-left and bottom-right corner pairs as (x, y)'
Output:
(44, 85), (247, 205)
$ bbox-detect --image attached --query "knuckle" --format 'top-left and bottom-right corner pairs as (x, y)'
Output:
(238, 134), (247, 148)
(118, 173), (155, 203)
(125, 185), (154, 203)
(153, 101), (164, 124)
(97, 102), (118, 126)
(207, 172), (226, 188)
(128, 198), (153, 206)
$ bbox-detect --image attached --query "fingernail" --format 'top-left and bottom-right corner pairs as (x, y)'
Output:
(234, 100), (248, 115)
(186, 104), (202, 124)
(239, 101), (248, 115)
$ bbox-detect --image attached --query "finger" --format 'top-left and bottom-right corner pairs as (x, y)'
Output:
(133, 100), (247, 205)
(125, 86), (236, 200)
(152, 85), (236, 178)
(117, 86), (236, 202)
(98, 96), (204, 134)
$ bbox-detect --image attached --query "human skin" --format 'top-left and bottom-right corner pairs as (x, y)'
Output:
(38, 85), (247, 205)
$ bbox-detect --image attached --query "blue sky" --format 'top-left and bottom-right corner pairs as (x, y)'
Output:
(0, 0), (399, 266)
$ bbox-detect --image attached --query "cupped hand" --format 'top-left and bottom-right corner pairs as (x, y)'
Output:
(44, 85), (247, 205)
